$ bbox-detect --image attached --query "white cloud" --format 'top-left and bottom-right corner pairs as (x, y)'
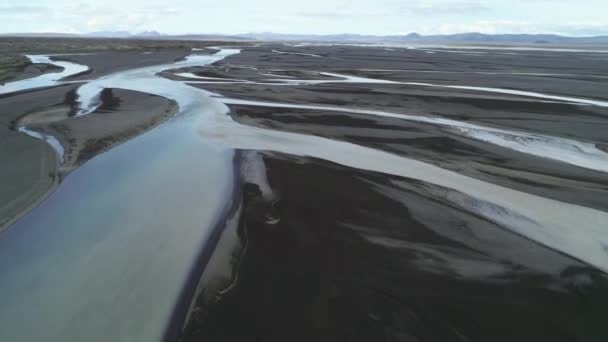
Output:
(427, 20), (534, 35)
(406, 1), (489, 15)
(0, 5), (48, 14)
(0, 0), (606, 36)
(417, 20), (608, 36)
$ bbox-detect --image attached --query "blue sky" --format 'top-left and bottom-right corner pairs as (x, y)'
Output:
(1, 0), (607, 36)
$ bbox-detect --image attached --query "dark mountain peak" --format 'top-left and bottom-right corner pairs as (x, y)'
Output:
(404, 32), (422, 39)
(136, 30), (163, 37)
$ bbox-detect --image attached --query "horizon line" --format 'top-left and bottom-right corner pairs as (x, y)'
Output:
(2, 31), (608, 38)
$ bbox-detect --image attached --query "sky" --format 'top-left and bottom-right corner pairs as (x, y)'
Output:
(1, 0), (607, 36)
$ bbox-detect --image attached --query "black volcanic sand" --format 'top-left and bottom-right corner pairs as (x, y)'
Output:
(63, 49), (193, 80)
(34, 88), (177, 172)
(186, 44), (608, 99)
(186, 46), (608, 156)
(0, 85), (74, 229)
(0, 36), (240, 82)
(200, 82), (608, 143)
(1, 42), (608, 341)
(229, 105), (608, 211)
(182, 153), (608, 342)
(180, 45), (608, 211)
(0, 37), (244, 54)
(178, 44), (608, 342)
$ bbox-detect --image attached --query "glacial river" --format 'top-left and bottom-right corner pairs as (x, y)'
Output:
(0, 47), (607, 342)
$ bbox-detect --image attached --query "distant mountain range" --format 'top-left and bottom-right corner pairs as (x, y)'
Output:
(240, 32), (608, 44)
(2, 31), (608, 45)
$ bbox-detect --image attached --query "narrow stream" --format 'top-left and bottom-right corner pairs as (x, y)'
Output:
(216, 97), (608, 173)
(0, 55), (89, 95)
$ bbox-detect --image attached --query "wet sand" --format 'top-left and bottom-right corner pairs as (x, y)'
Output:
(0, 85), (70, 228)
(0, 41), (607, 342)
(228, 105), (608, 211)
(183, 45), (608, 212)
(183, 152), (608, 342)
(177, 44), (608, 341)
(63, 49), (193, 80)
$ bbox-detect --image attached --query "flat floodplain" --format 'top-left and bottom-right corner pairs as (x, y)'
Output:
(1, 38), (607, 342)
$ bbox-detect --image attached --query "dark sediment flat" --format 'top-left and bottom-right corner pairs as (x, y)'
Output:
(183, 152), (608, 342)
(185, 45), (608, 147)
(48, 88), (176, 171)
(197, 82), (608, 143)
(0, 37), (245, 54)
(194, 44), (608, 99)
(177, 44), (608, 342)
(63, 49), (192, 80)
(0, 85), (73, 228)
(228, 105), (608, 211)
(1, 41), (608, 342)
(182, 45), (608, 211)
